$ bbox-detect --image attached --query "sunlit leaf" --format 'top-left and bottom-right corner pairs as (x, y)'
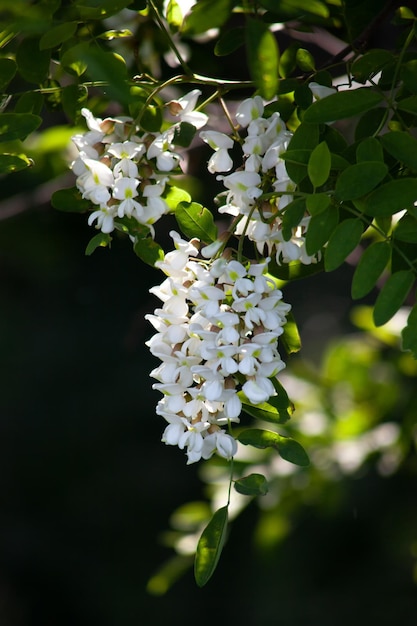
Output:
(351, 241), (391, 299)
(0, 153), (33, 173)
(281, 311), (302, 354)
(175, 201), (217, 243)
(166, 0), (183, 31)
(246, 18), (279, 100)
(134, 238), (165, 267)
(373, 270), (415, 326)
(194, 506), (228, 587)
(85, 232), (112, 255)
(183, 0), (233, 35)
(237, 429), (310, 466)
(296, 48), (315, 72)
(162, 185), (191, 211)
(98, 29), (133, 40)
(234, 473), (268, 496)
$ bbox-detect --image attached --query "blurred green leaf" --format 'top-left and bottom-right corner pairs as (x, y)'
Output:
(51, 187), (90, 213)
(304, 88), (383, 124)
(234, 473), (268, 496)
(162, 185), (191, 210)
(183, 0), (232, 35)
(215, 27), (245, 56)
(0, 113), (41, 141)
(175, 201), (217, 243)
(140, 104), (163, 133)
(39, 22), (77, 49)
(14, 92), (44, 115)
(195, 506), (228, 587)
(324, 219), (363, 271)
(16, 37), (51, 83)
(258, 0), (329, 19)
(246, 18), (279, 100)
(75, 0), (135, 20)
(401, 59), (417, 95)
(62, 84), (88, 122)
(60, 42), (89, 77)
(98, 29), (133, 40)
(166, 0), (182, 31)
(305, 205), (339, 255)
(335, 162), (388, 200)
(0, 153), (33, 173)
(173, 121), (196, 147)
(239, 392), (291, 425)
(296, 48), (315, 72)
(364, 179), (417, 217)
(0, 58), (16, 91)
(308, 141), (331, 188)
(401, 302), (417, 357)
(79, 48), (131, 105)
(281, 312), (302, 354)
(351, 241), (391, 299)
(397, 96), (417, 115)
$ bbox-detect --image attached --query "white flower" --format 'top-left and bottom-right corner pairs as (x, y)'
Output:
(88, 205), (116, 233)
(308, 81), (337, 100)
(171, 89), (208, 129)
(236, 96), (264, 127)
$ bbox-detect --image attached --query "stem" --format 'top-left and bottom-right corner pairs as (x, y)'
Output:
(147, 0), (193, 75)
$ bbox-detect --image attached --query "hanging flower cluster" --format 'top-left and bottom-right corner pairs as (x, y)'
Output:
(70, 90), (207, 236)
(201, 96), (318, 266)
(146, 231), (291, 464)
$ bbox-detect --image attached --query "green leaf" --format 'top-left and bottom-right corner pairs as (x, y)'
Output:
(85, 233), (112, 255)
(166, 0), (182, 31)
(401, 303), (417, 358)
(16, 37), (51, 83)
(162, 185), (191, 211)
(281, 197), (306, 240)
(356, 137), (384, 163)
(0, 58), (16, 91)
(173, 121), (196, 147)
(305, 205), (339, 255)
(98, 29), (133, 40)
(133, 238), (165, 267)
(304, 88), (383, 124)
(351, 241), (391, 299)
(79, 48), (131, 105)
(0, 153), (33, 173)
(285, 122), (319, 182)
(239, 393), (291, 425)
(401, 59), (417, 95)
(175, 201), (217, 243)
(335, 162), (388, 201)
(14, 91), (44, 115)
(194, 506), (228, 587)
(60, 42), (89, 77)
(381, 131), (417, 171)
(39, 21), (77, 49)
(237, 429), (310, 466)
(0, 113), (42, 142)
(393, 214), (417, 243)
(351, 49), (394, 83)
(214, 27), (245, 56)
(364, 179), (417, 217)
(140, 104), (163, 133)
(183, 0), (233, 35)
(324, 219), (363, 271)
(246, 18), (279, 100)
(397, 96), (417, 116)
(307, 141), (331, 188)
(51, 187), (90, 213)
(355, 107), (386, 140)
(234, 473), (268, 496)
(296, 48), (315, 72)
(258, 0), (329, 18)
(281, 311), (302, 354)
(373, 270), (414, 326)
(62, 84), (88, 122)
(306, 192), (331, 216)
(75, 0), (135, 20)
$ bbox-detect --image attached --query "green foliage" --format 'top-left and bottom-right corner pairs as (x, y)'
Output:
(234, 473), (268, 496)
(304, 88), (384, 123)
(351, 242), (391, 299)
(245, 18), (279, 100)
(373, 270), (415, 326)
(324, 218), (363, 271)
(237, 429), (310, 466)
(194, 506), (228, 587)
(175, 202), (217, 243)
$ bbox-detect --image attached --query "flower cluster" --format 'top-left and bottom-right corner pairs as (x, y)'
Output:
(146, 231), (291, 464)
(70, 90), (207, 236)
(201, 97), (318, 266)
